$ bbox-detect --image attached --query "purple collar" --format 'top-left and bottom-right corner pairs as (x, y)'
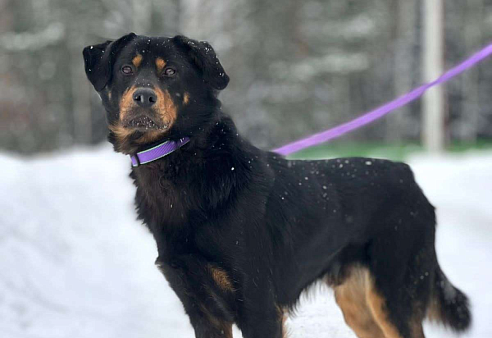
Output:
(130, 137), (190, 167)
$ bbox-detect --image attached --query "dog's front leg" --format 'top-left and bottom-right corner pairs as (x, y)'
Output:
(236, 277), (284, 338)
(156, 256), (234, 338)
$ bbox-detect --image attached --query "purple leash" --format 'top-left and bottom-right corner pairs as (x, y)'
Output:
(273, 42), (492, 156)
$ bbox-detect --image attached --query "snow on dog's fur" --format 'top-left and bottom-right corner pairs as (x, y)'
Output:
(83, 33), (471, 338)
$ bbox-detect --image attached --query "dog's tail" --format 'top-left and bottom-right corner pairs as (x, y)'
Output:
(427, 265), (471, 332)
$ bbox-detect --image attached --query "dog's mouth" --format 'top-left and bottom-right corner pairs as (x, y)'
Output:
(123, 115), (169, 131)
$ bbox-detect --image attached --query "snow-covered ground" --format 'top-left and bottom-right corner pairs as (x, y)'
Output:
(1, 146), (491, 338)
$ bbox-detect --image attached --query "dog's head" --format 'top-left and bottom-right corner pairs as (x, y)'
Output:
(83, 33), (229, 154)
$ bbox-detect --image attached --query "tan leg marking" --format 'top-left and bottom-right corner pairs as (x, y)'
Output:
(211, 319), (233, 338)
(333, 266), (385, 338)
(426, 297), (441, 324)
(199, 303), (233, 338)
(156, 57), (166, 73)
(411, 323), (426, 338)
(155, 260), (233, 338)
(132, 54), (143, 68)
(183, 92), (190, 105)
(365, 274), (403, 338)
(217, 322), (233, 338)
(208, 265), (234, 292)
(277, 306), (289, 338)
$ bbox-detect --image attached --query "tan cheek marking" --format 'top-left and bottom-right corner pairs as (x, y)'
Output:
(132, 54), (143, 68)
(208, 265), (234, 291)
(119, 86), (138, 122)
(108, 124), (138, 153)
(183, 92), (190, 105)
(156, 57), (166, 73)
(107, 90), (112, 100)
(155, 87), (177, 127)
(109, 124), (134, 139)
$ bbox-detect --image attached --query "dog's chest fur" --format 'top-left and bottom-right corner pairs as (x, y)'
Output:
(131, 153), (197, 228)
(128, 122), (262, 257)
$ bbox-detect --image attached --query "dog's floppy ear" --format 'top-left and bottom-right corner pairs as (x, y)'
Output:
(173, 35), (229, 91)
(83, 33), (137, 91)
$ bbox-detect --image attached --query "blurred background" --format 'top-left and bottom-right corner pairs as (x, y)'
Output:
(1, 1), (492, 338)
(1, 0), (492, 156)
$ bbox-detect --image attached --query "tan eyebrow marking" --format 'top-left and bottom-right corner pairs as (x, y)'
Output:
(156, 57), (166, 73)
(183, 92), (190, 105)
(132, 54), (143, 68)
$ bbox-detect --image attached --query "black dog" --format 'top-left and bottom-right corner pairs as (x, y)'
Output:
(83, 33), (471, 338)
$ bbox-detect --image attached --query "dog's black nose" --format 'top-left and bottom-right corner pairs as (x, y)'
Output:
(133, 88), (157, 108)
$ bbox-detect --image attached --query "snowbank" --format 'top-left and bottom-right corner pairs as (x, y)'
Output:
(1, 146), (491, 338)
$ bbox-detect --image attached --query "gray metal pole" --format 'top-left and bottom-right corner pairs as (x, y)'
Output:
(423, 0), (445, 152)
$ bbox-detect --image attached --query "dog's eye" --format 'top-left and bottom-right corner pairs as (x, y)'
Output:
(164, 67), (176, 77)
(121, 65), (134, 75)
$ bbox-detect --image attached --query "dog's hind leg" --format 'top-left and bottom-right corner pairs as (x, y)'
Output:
(365, 280), (406, 338)
(365, 277), (426, 338)
(364, 222), (433, 338)
(332, 265), (385, 338)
